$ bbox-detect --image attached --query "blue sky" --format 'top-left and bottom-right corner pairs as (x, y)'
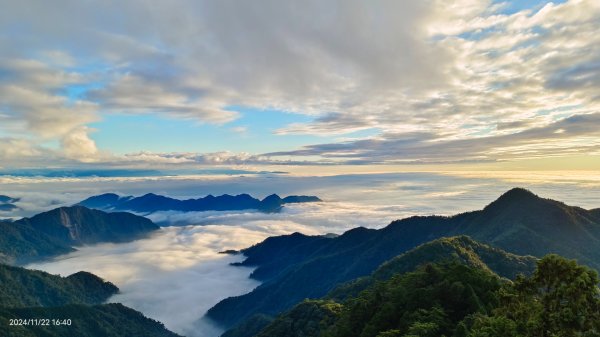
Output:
(0, 0), (599, 171)
(89, 107), (379, 154)
(493, 0), (567, 14)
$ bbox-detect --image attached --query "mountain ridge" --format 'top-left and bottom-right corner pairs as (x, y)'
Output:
(0, 205), (159, 264)
(0, 194), (19, 212)
(0, 263), (118, 307)
(207, 187), (600, 328)
(222, 235), (536, 337)
(78, 192), (322, 213)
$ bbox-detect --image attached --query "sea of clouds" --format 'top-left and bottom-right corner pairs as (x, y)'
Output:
(25, 200), (408, 337)
(10, 171), (600, 336)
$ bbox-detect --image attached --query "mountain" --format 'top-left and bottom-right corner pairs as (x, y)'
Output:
(0, 220), (74, 264)
(74, 193), (132, 209)
(0, 304), (182, 337)
(78, 192), (322, 213)
(231, 261), (503, 337)
(17, 206), (159, 246)
(0, 263), (118, 307)
(281, 195), (321, 203)
(325, 236), (537, 301)
(0, 194), (19, 212)
(207, 188), (600, 328)
(0, 206), (159, 263)
(0, 263), (181, 336)
(239, 255), (600, 337)
(223, 236), (533, 337)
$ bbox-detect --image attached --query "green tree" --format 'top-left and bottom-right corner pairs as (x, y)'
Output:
(469, 254), (600, 337)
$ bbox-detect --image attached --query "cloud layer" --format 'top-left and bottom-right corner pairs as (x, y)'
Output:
(21, 171), (600, 336)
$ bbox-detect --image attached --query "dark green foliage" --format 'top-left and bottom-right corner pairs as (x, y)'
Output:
(255, 300), (342, 337)
(0, 221), (73, 264)
(0, 264), (118, 307)
(208, 188), (600, 328)
(323, 262), (501, 337)
(327, 236), (536, 301)
(0, 303), (182, 337)
(249, 262), (501, 337)
(468, 255), (600, 337)
(0, 263), (182, 336)
(244, 255), (600, 337)
(222, 314), (274, 337)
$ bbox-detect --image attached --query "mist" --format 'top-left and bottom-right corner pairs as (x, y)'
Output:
(13, 172), (600, 336)
(24, 198), (420, 336)
(4, 171), (600, 219)
(27, 225), (261, 337)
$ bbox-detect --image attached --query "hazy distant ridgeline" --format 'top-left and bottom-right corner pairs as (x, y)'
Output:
(209, 188), (600, 330)
(0, 194), (19, 212)
(0, 190), (321, 264)
(2, 187), (600, 337)
(78, 192), (321, 213)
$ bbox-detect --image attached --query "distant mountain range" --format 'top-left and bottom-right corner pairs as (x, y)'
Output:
(0, 194), (19, 212)
(78, 192), (321, 213)
(208, 188), (600, 331)
(0, 206), (159, 264)
(3, 187), (599, 336)
(0, 263), (181, 337)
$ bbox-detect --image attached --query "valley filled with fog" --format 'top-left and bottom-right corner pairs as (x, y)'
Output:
(10, 171), (600, 336)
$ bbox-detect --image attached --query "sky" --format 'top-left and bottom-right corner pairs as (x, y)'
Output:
(1, 0), (600, 171)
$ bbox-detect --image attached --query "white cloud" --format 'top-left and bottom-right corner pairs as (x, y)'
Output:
(0, 57), (100, 163)
(19, 172), (600, 336)
(0, 0), (599, 167)
(26, 226), (261, 337)
(60, 126), (100, 162)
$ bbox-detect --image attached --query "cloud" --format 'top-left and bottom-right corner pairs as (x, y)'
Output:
(86, 74), (239, 124)
(26, 226), (261, 337)
(24, 196), (424, 336)
(0, 57), (100, 163)
(266, 112), (600, 163)
(1, 0), (599, 167)
(122, 151), (266, 165)
(267, 0), (600, 162)
(60, 126), (101, 162)
(19, 171), (600, 336)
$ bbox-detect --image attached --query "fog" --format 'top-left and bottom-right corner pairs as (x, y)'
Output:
(26, 200), (412, 337)
(4, 171), (600, 219)
(27, 225), (262, 337)
(13, 172), (600, 336)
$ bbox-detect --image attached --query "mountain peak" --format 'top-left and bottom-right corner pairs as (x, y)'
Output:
(484, 187), (542, 211)
(262, 194), (282, 201)
(500, 187), (537, 199)
(140, 193), (160, 198)
(77, 192), (320, 213)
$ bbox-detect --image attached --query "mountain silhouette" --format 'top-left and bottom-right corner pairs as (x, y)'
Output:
(207, 188), (600, 328)
(78, 192), (321, 213)
(0, 206), (159, 263)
